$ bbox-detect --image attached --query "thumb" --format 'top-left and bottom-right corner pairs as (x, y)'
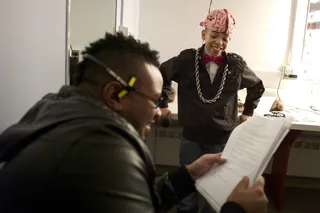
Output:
(233, 176), (249, 191)
(252, 176), (265, 188)
(205, 153), (226, 165)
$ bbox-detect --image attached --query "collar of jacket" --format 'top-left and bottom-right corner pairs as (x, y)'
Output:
(56, 86), (158, 183)
(199, 44), (227, 62)
(56, 85), (143, 139)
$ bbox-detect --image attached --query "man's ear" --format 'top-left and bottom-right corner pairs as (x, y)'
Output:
(102, 82), (124, 111)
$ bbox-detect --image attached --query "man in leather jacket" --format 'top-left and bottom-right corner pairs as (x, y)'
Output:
(0, 32), (267, 213)
(159, 9), (265, 213)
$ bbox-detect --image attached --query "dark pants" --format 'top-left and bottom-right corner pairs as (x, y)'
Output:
(176, 137), (226, 213)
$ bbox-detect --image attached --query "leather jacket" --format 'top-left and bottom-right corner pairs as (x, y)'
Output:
(159, 45), (265, 144)
(0, 86), (246, 213)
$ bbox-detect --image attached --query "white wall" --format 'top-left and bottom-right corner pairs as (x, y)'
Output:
(0, 0), (68, 132)
(122, 0), (140, 38)
(69, 0), (117, 51)
(139, 0), (294, 70)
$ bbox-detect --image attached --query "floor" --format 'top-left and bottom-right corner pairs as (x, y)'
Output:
(268, 187), (320, 213)
(165, 187), (320, 213)
(156, 166), (320, 213)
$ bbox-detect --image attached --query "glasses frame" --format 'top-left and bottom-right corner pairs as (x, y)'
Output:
(83, 54), (160, 108)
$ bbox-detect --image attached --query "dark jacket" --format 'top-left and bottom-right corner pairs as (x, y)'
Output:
(0, 86), (245, 213)
(159, 45), (265, 144)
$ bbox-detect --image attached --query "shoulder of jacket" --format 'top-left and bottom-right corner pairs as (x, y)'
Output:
(227, 52), (248, 69)
(179, 48), (196, 56)
(174, 48), (197, 62)
(103, 122), (156, 171)
(227, 52), (244, 62)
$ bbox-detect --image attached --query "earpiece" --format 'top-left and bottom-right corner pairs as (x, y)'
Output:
(83, 54), (138, 100)
(113, 94), (120, 102)
(117, 76), (137, 99)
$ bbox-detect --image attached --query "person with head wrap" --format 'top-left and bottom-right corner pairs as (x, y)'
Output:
(159, 9), (265, 213)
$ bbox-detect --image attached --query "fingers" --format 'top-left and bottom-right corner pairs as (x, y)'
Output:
(216, 156), (226, 164)
(215, 153), (222, 158)
(256, 176), (265, 186)
(252, 176), (265, 189)
(197, 154), (226, 167)
(233, 176), (250, 191)
(246, 176), (267, 201)
(208, 153), (226, 164)
(216, 159), (226, 164)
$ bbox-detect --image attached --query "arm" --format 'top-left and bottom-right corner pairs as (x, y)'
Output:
(158, 56), (181, 108)
(52, 132), (157, 213)
(240, 64), (265, 116)
(52, 131), (196, 213)
(55, 132), (247, 213)
(157, 157), (248, 213)
(157, 167), (247, 213)
(155, 166), (196, 212)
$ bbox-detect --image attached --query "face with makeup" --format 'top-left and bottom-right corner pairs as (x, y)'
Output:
(199, 9), (235, 56)
(201, 29), (230, 57)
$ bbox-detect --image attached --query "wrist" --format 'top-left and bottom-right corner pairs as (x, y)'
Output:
(242, 106), (254, 116)
(167, 166), (196, 199)
(186, 164), (197, 181)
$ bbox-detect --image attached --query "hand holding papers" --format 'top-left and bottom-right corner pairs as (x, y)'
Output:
(195, 115), (292, 212)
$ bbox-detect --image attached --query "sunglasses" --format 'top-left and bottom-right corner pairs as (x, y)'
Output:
(82, 54), (160, 108)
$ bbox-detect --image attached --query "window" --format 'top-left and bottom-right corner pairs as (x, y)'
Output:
(291, 0), (320, 80)
(301, 0), (320, 79)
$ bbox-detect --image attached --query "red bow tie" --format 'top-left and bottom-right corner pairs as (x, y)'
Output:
(203, 54), (224, 65)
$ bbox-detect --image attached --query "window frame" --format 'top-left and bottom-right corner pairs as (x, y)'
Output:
(290, 0), (320, 80)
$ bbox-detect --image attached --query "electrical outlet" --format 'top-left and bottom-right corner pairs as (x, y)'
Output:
(281, 65), (298, 79)
(282, 65), (292, 76)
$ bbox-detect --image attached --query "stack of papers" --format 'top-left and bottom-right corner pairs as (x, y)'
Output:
(195, 115), (292, 212)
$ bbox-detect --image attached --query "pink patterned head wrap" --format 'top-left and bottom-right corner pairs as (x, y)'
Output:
(200, 9), (236, 35)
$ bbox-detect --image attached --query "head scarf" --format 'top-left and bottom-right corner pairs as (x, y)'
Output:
(200, 9), (236, 35)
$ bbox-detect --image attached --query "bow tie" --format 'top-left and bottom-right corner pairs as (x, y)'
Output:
(203, 54), (224, 65)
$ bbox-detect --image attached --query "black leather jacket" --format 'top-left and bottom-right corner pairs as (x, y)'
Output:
(0, 86), (245, 213)
(159, 46), (265, 144)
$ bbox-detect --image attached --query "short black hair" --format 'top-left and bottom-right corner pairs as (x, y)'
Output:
(73, 32), (160, 86)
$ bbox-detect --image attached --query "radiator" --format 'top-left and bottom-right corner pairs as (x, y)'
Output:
(152, 127), (320, 178)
